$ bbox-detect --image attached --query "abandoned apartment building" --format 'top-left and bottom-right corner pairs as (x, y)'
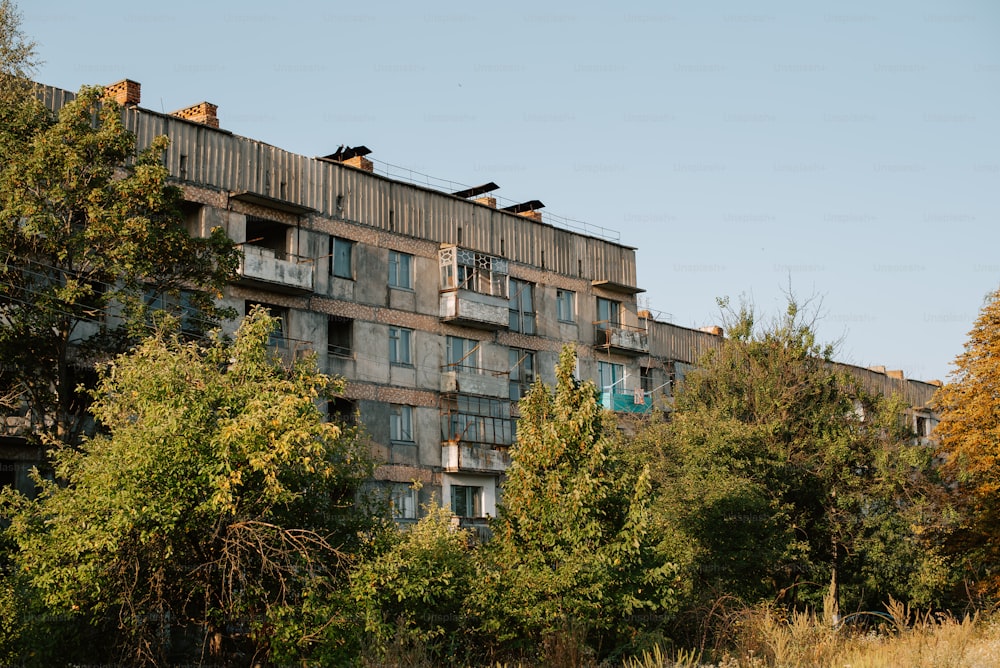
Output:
(1, 80), (943, 532)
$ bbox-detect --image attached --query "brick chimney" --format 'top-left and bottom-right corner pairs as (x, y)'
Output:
(518, 210), (542, 222)
(104, 79), (141, 106)
(474, 196), (497, 208)
(171, 102), (219, 128)
(886, 369), (904, 380)
(699, 325), (724, 336)
(343, 155), (374, 172)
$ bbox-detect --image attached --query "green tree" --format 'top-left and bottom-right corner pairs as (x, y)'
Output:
(0, 310), (376, 665)
(635, 299), (946, 624)
(0, 0), (46, 159)
(472, 346), (678, 661)
(0, 80), (238, 447)
(932, 288), (1000, 598)
(349, 501), (475, 664)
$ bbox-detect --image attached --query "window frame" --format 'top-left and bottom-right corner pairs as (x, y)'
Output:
(330, 236), (355, 280)
(509, 348), (536, 401)
(596, 297), (621, 330)
(388, 250), (413, 290)
(556, 289), (576, 323)
(446, 336), (479, 372)
(390, 484), (418, 520)
(450, 484), (483, 518)
(389, 326), (413, 366)
(598, 360), (625, 392)
(390, 404), (415, 443)
(508, 278), (536, 334)
(245, 300), (288, 348)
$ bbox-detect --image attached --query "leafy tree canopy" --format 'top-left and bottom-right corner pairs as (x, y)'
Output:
(0, 72), (238, 445)
(0, 309), (376, 665)
(933, 288), (1000, 596)
(634, 298), (948, 624)
(472, 346), (679, 660)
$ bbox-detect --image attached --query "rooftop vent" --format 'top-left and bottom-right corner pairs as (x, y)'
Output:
(322, 145), (373, 172)
(453, 182), (500, 209)
(171, 101), (219, 128)
(104, 79), (140, 106)
(501, 199), (545, 221)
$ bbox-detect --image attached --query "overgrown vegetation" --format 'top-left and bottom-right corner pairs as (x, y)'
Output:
(0, 310), (378, 664)
(0, 1), (237, 447)
(3, 1), (1000, 664)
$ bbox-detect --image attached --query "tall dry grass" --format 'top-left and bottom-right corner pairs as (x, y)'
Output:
(359, 600), (1000, 667)
(625, 598), (1000, 668)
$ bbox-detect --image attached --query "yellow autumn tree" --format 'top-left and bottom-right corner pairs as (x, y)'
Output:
(933, 287), (1000, 594)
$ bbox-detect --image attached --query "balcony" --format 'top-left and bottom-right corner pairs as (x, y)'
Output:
(440, 393), (514, 450)
(237, 245), (314, 294)
(599, 389), (653, 414)
(440, 364), (509, 398)
(439, 290), (509, 329)
(442, 442), (511, 474)
(594, 321), (650, 355)
(439, 246), (509, 329)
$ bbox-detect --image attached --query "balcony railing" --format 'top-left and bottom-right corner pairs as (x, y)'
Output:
(593, 320), (650, 355)
(599, 389), (653, 414)
(237, 245), (314, 293)
(440, 363), (509, 398)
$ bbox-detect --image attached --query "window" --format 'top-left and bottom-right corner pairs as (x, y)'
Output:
(144, 288), (201, 334)
(388, 250), (413, 289)
(328, 398), (357, 426)
(915, 415), (934, 438)
(331, 236), (354, 279)
(441, 395), (513, 446)
(596, 297), (621, 330)
(509, 348), (536, 401)
(450, 484), (483, 518)
(640, 366), (654, 393)
(508, 279), (536, 334)
(598, 361), (624, 392)
(446, 336), (479, 372)
(390, 404), (414, 443)
(390, 484), (417, 520)
(327, 316), (352, 358)
(389, 326), (413, 365)
(245, 301), (288, 348)
(556, 289), (576, 323)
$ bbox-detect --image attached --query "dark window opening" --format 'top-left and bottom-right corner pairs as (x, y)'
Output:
(328, 397), (358, 426)
(245, 216), (291, 258)
(328, 316), (353, 358)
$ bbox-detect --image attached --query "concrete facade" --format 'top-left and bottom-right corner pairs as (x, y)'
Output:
(14, 81), (944, 527)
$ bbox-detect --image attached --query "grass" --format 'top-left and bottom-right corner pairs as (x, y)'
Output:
(359, 600), (1000, 667)
(623, 599), (1000, 668)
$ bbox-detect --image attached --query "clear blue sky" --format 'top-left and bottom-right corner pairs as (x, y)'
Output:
(22, 0), (1000, 383)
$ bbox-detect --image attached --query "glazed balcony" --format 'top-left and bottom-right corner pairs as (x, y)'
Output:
(439, 246), (509, 329)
